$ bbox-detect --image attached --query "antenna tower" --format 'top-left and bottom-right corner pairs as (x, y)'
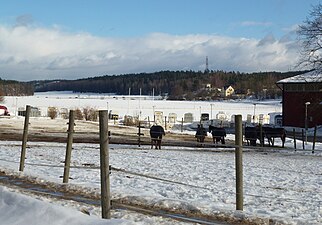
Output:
(205, 56), (209, 74)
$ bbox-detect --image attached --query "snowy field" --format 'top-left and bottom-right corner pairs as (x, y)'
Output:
(0, 92), (321, 225)
(4, 91), (282, 123)
(0, 142), (321, 225)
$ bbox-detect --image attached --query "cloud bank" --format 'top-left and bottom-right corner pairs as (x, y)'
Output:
(0, 24), (300, 81)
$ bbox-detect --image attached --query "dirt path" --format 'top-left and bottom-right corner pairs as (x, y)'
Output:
(0, 117), (232, 147)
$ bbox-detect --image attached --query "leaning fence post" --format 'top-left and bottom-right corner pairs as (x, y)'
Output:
(19, 105), (31, 172)
(235, 115), (243, 211)
(63, 110), (75, 183)
(99, 110), (111, 219)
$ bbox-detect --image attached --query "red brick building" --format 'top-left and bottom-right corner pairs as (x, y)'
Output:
(276, 71), (322, 128)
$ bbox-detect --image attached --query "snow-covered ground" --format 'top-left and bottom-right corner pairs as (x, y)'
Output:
(4, 91), (282, 123)
(0, 92), (321, 225)
(0, 186), (132, 225)
(0, 141), (321, 224)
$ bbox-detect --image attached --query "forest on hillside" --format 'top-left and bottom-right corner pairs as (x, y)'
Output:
(0, 79), (34, 96)
(34, 70), (305, 100)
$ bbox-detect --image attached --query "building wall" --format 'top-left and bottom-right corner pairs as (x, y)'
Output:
(282, 90), (322, 128)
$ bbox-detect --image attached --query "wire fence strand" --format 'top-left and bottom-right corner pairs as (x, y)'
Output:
(0, 143), (321, 206)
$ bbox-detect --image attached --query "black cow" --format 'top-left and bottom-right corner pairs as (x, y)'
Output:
(209, 125), (226, 144)
(244, 126), (258, 146)
(195, 124), (207, 142)
(262, 126), (286, 148)
(150, 125), (165, 149)
(244, 126), (286, 147)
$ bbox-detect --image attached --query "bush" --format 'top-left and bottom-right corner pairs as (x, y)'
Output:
(83, 107), (98, 121)
(60, 108), (69, 119)
(74, 108), (84, 120)
(47, 107), (58, 119)
(123, 115), (139, 126)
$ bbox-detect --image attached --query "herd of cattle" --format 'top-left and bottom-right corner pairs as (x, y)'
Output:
(149, 124), (286, 149)
(244, 126), (286, 147)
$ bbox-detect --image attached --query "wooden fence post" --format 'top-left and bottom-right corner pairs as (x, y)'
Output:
(259, 124), (263, 147)
(137, 121), (144, 147)
(99, 110), (111, 219)
(312, 126), (317, 153)
(181, 118), (184, 133)
(302, 129), (305, 150)
(293, 128), (296, 150)
(19, 105), (31, 172)
(235, 115), (243, 211)
(63, 110), (75, 183)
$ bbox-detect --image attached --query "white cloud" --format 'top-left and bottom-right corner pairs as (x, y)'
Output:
(240, 21), (273, 27)
(282, 24), (300, 33)
(0, 24), (300, 81)
(257, 33), (276, 46)
(14, 14), (34, 27)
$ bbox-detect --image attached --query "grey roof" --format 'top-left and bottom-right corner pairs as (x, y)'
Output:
(277, 71), (322, 84)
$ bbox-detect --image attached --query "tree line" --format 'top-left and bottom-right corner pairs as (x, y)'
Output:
(34, 70), (305, 100)
(0, 79), (34, 97)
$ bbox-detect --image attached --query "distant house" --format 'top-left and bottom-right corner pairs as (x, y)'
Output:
(222, 85), (235, 97)
(276, 71), (322, 128)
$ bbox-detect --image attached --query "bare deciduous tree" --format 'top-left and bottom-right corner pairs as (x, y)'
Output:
(48, 107), (58, 119)
(83, 107), (98, 121)
(74, 108), (84, 120)
(0, 89), (4, 103)
(298, 3), (322, 72)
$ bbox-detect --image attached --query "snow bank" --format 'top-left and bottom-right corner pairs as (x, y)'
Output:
(0, 187), (132, 225)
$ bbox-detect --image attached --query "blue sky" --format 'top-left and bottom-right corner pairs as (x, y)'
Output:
(0, 0), (320, 81)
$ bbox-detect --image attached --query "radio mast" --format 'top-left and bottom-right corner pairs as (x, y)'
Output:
(205, 56), (209, 74)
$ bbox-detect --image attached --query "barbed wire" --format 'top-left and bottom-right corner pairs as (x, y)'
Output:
(110, 166), (213, 191)
(1, 130), (320, 152)
(1, 141), (321, 177)
(0, 155), (321, 205)
(4, 157), (317, 204)
(110, 150), (321, 176)
(1, 143), (321, 180)
(111, 166), (320, 205)
(0, 158), (100, 170)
